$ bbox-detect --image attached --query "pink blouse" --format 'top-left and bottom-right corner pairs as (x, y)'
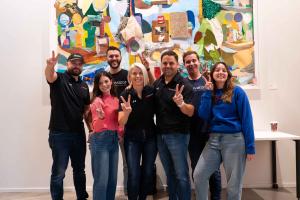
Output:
(90, 94), (119, 133)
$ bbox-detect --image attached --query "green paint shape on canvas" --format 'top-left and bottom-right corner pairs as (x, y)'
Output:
(142, 20), (152, 33)
(249, 19), (253, 30)
(215, 11), (224, 23)
(203, 0), (221, 19)
(199, 19), (212, 33)
(209, 50), (221, 62)
(58, 54), (67, 65)
(84, 4), (99, 16)
(83, 22), (96, 48)
(130, 40), (140, 52)
(222, 24), (227, 41)
(70, 41), (75, 48)
(197, 38), (205, 56)
(57, 25), (62, 36)
(204, 49), (213, 60)
(204, 29), (217, 46)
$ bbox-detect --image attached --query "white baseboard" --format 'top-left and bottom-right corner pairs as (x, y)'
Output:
(0, 183), (296, 193)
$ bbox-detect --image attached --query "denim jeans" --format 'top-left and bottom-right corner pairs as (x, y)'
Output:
(124, 133), (157, 200)
(157, 133), (191, 200)
(188, 134), (221, 200)
(48, 131), (88, 200)
(194, 133), (246, 200)
(89, 130), (119, 200)
(119, 138), (128, 194)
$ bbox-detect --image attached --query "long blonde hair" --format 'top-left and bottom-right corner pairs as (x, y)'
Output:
(210, 62), (235, 103)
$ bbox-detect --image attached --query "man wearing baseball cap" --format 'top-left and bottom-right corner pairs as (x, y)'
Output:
(45, 51), (91, 200)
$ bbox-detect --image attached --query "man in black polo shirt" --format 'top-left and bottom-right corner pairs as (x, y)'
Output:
(45, 51), (90, 200)
(153, 50), (194, 200)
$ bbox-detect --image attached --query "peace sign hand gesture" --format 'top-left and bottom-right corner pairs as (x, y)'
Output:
(46, 51), (58, 69)
(204, 81), (214, 91)
(120, 95), (132, 114)
(173, 84), (185, 107)
(96, 102), (105, 119)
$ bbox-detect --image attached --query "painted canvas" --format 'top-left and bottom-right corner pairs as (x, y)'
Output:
(54, 0), (255, 87)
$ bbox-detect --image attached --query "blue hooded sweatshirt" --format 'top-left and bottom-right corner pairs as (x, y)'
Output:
(198, 86), (255, 154)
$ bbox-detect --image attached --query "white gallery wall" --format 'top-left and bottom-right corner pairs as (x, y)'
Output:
(0, 0), (300, 192)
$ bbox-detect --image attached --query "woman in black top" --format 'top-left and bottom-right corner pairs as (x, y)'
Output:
(118, 62), (157, 200)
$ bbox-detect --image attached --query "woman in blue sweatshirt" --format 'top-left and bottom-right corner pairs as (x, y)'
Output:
(193, 62), (255, 200)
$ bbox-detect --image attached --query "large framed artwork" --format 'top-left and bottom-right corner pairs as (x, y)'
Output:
(52, 0), (256, 87)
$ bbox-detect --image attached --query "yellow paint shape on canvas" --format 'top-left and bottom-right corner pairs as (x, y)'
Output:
(75, 33), (83, 48)
(129, 55), (136, 65)
(163, 13), (170, 22)
(199, 0), (203, 20)
(231, 21), (238, 30)
(151, 51), (161, 61)
(103, 18), (118, 47)
(173, 49), (182, 58)
(222, 47), (253, 68)
(93, 0), (108, 11)
(72, 13), (82, 25)
(233, 47), (253, 68)
(56, 0), (76, 5)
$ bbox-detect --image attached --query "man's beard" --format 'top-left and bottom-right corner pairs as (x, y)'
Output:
(68, 68), (82, 76)
(108, 60), (121, 69)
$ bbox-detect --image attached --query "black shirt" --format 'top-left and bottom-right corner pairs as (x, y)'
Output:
(153, 73), (193, 134)
(185, 76), (209, 137)
(48, 72), (90, 133)
(109, 69), (129, 97)
(119, 86), (156, 138)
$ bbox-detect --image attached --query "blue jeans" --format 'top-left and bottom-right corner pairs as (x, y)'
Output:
(194, 133), (246, 200)
(89, 130), (119, 200)
(188, 134), (221, 200)
(48, 131), (88, 200)
(124, 134), (157, 200)
(157, 133), (191, 200)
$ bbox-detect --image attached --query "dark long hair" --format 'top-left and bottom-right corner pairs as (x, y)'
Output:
(210, 62), (235, 103)
(91, 71), (117, 102)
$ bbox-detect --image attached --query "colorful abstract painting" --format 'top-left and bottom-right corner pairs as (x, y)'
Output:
(54, 0), (255, 86)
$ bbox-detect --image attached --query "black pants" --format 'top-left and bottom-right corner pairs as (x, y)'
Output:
(49, 131), (89, 200)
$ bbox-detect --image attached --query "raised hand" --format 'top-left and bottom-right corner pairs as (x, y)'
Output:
(120, 95), (132, 114)
(173, 84), (184, 107)
(46, 51), (58, 69)
(96, 101), (105, 119)
(138, 53), (150, 69)
(204, 81), (213, 90)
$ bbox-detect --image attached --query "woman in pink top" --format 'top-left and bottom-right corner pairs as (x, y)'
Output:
(89, 71), (119, 200)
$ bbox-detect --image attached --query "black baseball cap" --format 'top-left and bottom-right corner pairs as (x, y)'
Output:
(67, 53), (85, 64)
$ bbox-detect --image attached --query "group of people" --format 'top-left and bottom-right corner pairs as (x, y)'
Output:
(45, 46), (255, 200)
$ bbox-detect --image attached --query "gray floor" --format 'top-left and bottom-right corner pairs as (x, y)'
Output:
(0, 188), (297, 200)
